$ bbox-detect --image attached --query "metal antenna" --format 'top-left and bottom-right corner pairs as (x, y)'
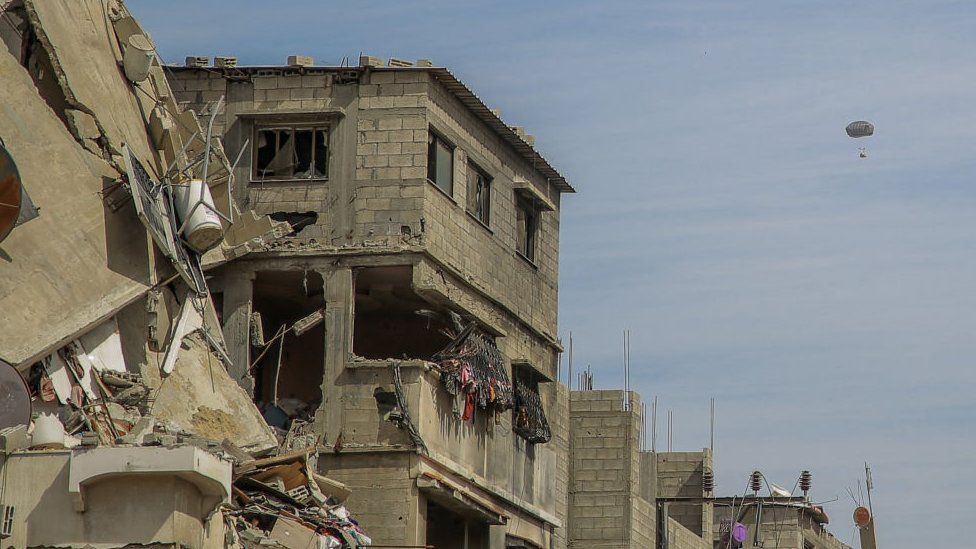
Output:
(667, 410), (673, 451)
(864, 462), (875, 516)
(225, 137), (251, 224)
(568, 332), (574, 390)
(710, 397), (715, 454)
(651, 396), (658, 452)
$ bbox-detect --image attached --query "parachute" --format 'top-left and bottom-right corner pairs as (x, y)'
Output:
(846, 121), (874, 158)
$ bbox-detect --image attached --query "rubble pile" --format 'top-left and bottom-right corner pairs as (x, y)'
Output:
(226, 450), (370, 549)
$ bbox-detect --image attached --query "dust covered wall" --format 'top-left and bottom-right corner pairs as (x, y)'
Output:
(169, 67), (427, 248)
(567, 391), (647, 549)
(0, 452), (225, 548)
(0, 31), (159, 367)
(317, 452), (423, 546)
(169, 67), (563, 379)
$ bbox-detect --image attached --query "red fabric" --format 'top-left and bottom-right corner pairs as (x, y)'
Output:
(462, 393), (475, 421)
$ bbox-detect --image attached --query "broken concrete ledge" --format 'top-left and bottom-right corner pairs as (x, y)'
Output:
(67, 445), (232, 515)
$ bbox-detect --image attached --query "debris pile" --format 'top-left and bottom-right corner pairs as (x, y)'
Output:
(227, 450), (371, 548)
(27, 339), (153, 449)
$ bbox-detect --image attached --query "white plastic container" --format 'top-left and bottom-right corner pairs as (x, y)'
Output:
(31, 413), (67, 449)
(123, 34), (154, 83)
(174, 179), (224, 253)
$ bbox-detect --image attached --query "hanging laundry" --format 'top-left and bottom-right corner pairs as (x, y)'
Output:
(434, 320), (514, 423)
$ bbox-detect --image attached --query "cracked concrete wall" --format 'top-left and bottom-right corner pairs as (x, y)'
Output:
(0, 29), (163, 367)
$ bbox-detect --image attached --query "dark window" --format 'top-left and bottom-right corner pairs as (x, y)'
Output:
(466, 161), (491, 225)
(516, 196), (539, 262)
(427, 130), (453, 195)
(253, 125), (329, 181)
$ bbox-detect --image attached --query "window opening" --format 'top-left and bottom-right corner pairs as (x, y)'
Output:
(254, 125), (329, 181)
(427, 130), (454, 195)
(516, 195), (539, 262)
(466, 161), (491, 225)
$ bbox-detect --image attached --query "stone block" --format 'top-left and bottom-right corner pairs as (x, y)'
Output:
(378, 118), (403, 131)
(370, 71), (396, 84)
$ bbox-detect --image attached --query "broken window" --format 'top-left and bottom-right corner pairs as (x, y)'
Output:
(253, 125), (329, 181)
(427, 130), (453, 196)
(466, 160), (491, 226)
(515, 195), (539, 263)
(512, 363), (551, 444)
(353, 266), (453, 360)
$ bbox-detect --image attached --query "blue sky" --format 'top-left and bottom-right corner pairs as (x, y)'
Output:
(132, 2), (976, 547)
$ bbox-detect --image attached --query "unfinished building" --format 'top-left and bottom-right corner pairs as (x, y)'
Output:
(168, 54), (574, 548)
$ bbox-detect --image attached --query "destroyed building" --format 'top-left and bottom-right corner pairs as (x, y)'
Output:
(0, 2), (860, 548)
(166, 53), (574, 548)
(0, 1), (369, 547)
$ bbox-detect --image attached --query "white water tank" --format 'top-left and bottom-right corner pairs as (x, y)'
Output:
(174, 179), (224, 253)
(30, 413), (66, 449)
(123, 34), (154, 83)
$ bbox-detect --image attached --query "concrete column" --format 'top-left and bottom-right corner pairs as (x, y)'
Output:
(489, 524), (506, 549)
(221, 270), (255, 396)
(315, 266), (354, 443)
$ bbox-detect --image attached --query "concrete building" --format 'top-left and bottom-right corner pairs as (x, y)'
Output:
(713, 496), (851, 549)
(567, 389), (712, 549)
(168, 54), (575, 548)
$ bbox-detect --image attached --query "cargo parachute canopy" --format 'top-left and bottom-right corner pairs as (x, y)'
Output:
(0, 144), (23, 244)
(846, 121), (875, 138)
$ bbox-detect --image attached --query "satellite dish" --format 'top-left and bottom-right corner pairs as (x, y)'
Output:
(0, 359), (32, 430)
(853, 506), (871, 528)
(0, 144), (23, 244)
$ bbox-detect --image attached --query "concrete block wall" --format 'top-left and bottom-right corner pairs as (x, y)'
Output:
(169, 68), (563, 374)
(169, 69), (350, 243)
(318, 452), (422, 546)
(353, 70), (428, 244)
(666, 517), (710, 549)
(169, 65), (571, 546)
(656, 450), (713, 539)
(568, 390), (651, 548)
(423, 77), (560, 345)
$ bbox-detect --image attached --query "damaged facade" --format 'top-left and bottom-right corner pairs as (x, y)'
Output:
(0, 0), (367, 547)
(166, 53), (573, 548)
(0, 3), (857, 549)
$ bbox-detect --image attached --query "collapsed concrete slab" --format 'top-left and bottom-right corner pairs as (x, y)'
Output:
(151, 334), (278, 453)
(0, 39), (158, 368)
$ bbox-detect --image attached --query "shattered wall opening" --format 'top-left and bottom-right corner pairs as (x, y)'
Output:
(252, 270), (325, 421)
(353, 266), (452, 360)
